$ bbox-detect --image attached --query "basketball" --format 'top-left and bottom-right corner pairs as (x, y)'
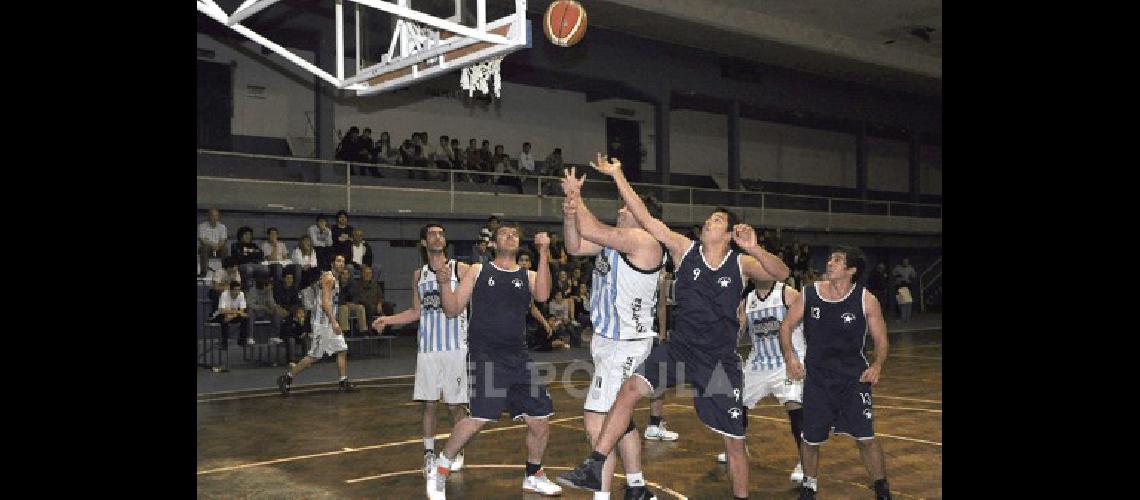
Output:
(543, 0), (588, 47)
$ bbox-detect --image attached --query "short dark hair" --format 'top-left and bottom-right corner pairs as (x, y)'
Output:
(441, 135), (449, 141)
(336, 210), (348, 218)
(523, 142), (531, 147)
(494, 221), (522, 240)
(363, 127), (372, 134)
(266, 227), (278, 236)
(420, 222), (445, 241)
(641, 195), (663, 219)
(832, 246), (867, 283)
(237, 226), (253, 239)
(316, 214), (327, 222)
(712, 207), (740, 231)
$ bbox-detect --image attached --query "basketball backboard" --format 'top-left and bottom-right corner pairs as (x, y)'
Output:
(196, 0), (530, 96)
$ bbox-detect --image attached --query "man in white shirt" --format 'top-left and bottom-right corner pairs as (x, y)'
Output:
(308, 215), (334, 269)
(260, 227), (293, 284)
(211, 281), (250, 361)
(349, 228), (374, 274)
(198, 208), (229, 278)
(518, 142), (536, 176)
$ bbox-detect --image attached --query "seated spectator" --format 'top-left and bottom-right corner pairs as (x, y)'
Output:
(331, 210), (354, 266)
(541, 147), (564, 195)
(260, 227), (293, 284)
(493, 144), (523, 193)
(546, 289), (574, 349)
(336, 126), (369, 164)
(336, 267), (369, 336)
(348, 228), (374, 273)
(478, 140), (493, 174)
(349, 266), (385, 323)
(230, 226), (267, 289)
(210, 256), (242, 311)
(292, 234), (321, 288)
(308, 215), (334, 270)
(246, 277), (286, 344)
(570, 266), (586, 289)
(273, 272), (302, 318)
(465, 138), (485, 182)
(572, 282), (591, 333)
(518, 142), (536, 177)
(433, 135), (452, 170)
(448, 138), (464, 169)
(554, 269), (573, 296)
(278, 305), (310, 363)
(470, 231), (492, 266)
(373, 131), (396, 169)
(198, 207), (229, 278)
(547, 232), (569, 269)
(211, 281), (250, 351)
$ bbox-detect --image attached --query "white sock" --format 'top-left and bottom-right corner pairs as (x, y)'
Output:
(803, 476), (818, 491)
(424, 438), (435, 451)
(626, 472), (645, 487)
(437, 454), (452, 471)
(593, 492), (611, 500)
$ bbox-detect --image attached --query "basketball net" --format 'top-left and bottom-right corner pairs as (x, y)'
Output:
(460, 57), (503, 98)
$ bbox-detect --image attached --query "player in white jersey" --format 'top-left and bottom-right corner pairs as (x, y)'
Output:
(714, 280), (808, 485)
(560, 167), (661, 500)
(277, 254), (357, 394)
(373, 223), (471, 475)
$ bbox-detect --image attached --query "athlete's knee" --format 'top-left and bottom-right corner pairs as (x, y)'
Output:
(621, 376), (651, 398)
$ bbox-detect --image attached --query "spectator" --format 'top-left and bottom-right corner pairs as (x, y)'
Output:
(478, 139), (493, 175)
(572, 281), (591, 332)
(197, 207), (229, 278)
(210, 256), (242, 311)
(278, 305), (310, 363)
(545, 288), (574, 349)
(470, 232), (492, 266)
(896, 282), (914, 322)
(554, 269), (573, 296)
(399, 138), (416, 167)
(360, 128), (375, 159)
(373, 131), (396, 165)
(465, 138), (484, 182)
(433, 135), (452, 170)
(349, 266), (385, 322)
(273, 272), (302, 317)
(211, 281), (250, 353)
(448, 138), (464, 168)
(543, 147), (563, 177)
(335, 126), (368, 164)
(547, 232), (568, 268)
(331, 210), (354, 266)
(867, 262), (892, 307)
(348, 227), (375, 273)
(246, 277), (286, 344)
(518, 142), (536, 176)
(260, 227), (292, 284)
(292, 234), (321, 288)
(892, 258), (918, 318)
(308, 215), (334, 270)
(570, 266), (586, 289)
(230, 226), (266, 289)
(793, 243), (812, 284)
(336, 267), (369, 336)
(492, 144), (523, 193)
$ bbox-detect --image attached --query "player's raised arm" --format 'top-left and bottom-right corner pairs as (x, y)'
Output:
(561, 167), (603, 256)
(590, 153), (691, 259)
(532, 232), (552, 303)
(733, 224), (791, 283)
(438, 262), (479, 318)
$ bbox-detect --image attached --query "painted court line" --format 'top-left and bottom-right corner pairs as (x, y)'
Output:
(198, 407), (653, 476)
(342, 465), (689, 499)
(890, 354), (943, 360)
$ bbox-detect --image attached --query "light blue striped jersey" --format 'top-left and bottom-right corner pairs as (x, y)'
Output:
(417, 260), (468, 353)
(744, 281), (805, 371)
(312, 271), (339, 328)
(589, 246), (665, 340)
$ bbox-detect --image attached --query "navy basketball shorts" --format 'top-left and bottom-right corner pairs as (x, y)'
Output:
(634, 341), (746, 439)
(801, 365), (875, 444)
(466, 350), (554, 421)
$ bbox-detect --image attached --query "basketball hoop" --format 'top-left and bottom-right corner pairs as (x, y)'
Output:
(460, 57), (503, 98)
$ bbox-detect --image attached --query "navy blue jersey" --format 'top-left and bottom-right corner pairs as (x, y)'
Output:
(802, 282), (869, 378)
(467, 263), (532, 356)
(672, 242), (745, 359)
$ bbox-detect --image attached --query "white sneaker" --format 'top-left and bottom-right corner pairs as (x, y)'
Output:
(522, 469), (563, 496)
(643, 422), (679, 441)
(790, 462), (804, 484)
(450, 452), (464, 472)
(425, 458), (447, 500)
(716, 452), (727, 463)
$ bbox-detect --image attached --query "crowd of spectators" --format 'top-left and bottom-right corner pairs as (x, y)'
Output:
(334, 127), (566, 191)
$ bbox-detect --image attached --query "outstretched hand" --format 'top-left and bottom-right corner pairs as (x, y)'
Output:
(732, 224), (758, 250)
(561, 166), (587, 198)
(589, 152), (623, 178)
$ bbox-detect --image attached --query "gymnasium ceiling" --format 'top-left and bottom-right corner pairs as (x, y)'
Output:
(202, 0), (942, 98)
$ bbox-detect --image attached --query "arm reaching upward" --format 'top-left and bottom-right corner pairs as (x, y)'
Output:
(733, 224), (791, 282)
(561, 168), (603, 256)
(590, 153), (691, 259)
(532, 232), (552, 303)
(438, 263), (480, 318)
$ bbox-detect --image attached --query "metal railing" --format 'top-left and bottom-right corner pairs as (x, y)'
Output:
(918, 256), (942, 312)
(196, 149), (943, 222)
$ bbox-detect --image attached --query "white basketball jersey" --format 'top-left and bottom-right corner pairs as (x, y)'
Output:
(744, 282), (805, 371)
(417, 260), (468, 353)
(590, 246), (666, 340)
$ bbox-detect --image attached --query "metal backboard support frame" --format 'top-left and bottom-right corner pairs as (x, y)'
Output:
(196, 0), (529, 96)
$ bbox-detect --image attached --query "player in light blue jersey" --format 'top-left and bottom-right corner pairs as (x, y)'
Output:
(277, 254), (357, 394)
(373, 224), (471, 476)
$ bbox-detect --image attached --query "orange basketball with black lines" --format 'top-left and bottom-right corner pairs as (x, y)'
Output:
(543, 0), (588, 47)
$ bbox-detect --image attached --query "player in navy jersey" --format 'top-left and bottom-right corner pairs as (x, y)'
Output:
(423, 224), (560, 499)
(372, 223), (471, 476)
(560, 167), (664, 500)
(276, 254), (357, 394)
(559, 154), (790, 500)
(780, 246), (892, 500)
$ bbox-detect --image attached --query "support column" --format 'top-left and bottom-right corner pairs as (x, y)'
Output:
(727, 100), (740, 191)
(856, 120), (868, 200)
(655, 93), (671, 200)
(909, 130), (921, 204)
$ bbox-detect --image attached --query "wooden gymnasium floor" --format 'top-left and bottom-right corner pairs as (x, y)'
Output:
(197, 330), (942, 499)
